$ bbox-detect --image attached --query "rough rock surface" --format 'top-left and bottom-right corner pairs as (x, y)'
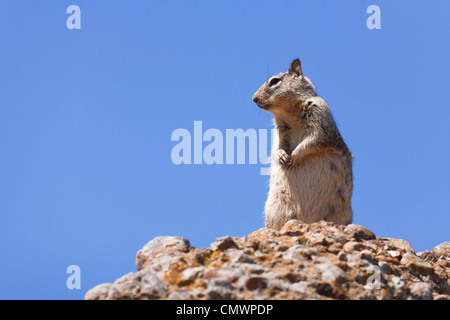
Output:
(85, 220), (450, 300)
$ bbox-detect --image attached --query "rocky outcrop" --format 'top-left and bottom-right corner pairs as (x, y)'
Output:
(85, 220), (450, 300)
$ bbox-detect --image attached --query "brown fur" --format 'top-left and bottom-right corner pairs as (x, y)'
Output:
(253, 59), (353, 230)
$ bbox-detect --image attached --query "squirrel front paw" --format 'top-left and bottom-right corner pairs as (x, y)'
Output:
(277, 149), (292, 168)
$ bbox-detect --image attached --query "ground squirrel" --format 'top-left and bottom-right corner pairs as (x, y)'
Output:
(253, 59), (353, 230)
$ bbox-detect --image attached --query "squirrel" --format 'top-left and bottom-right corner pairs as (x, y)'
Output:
(252, 59), (353, 230)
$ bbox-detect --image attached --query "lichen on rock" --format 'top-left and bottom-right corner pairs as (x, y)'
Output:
(85, 220), (450, 300)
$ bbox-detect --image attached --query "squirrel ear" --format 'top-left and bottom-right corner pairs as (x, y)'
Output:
(288, 59), (302, 77)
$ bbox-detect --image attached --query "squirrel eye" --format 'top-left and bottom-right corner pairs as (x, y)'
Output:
(269, 78), (281, 86)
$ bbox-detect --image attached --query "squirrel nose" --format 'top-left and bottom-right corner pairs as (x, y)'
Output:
(253, 95), (259, 103)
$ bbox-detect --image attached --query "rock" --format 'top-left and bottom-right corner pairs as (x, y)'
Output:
(205, 279), (234, 300)
(106, 272), (141, 300)
(409, 282), (433, 300)
(202, 267), (220, 279)
(84, 283), (111, 300)
(382, 238), (415, 255)
(247, 228), (281, 241)
(85, 268), (167, 300)
(314, 281), (346, 300)
(243, 237), (260, 250)
(316, 262), (346, 283)
(417, 250), (437, 262)
(139, 268), (168, 299)
(282, 247), (306, 264)
(378, 261), (393, 274)
(101, 269), (167, 300)
(178, 266), (204, 285)
(400, 253), (435, 276)
(228, 250), (255, 264)
(432, 242), (450, 259)
(387, 250), (401, 258)
(136, 236), (191, 270)
(245, 277), (268, 290)
(279, 219), (304, 236)
(434, 294), (450, 300)
(167, 289), (192, 300)
(210, 236), (238, 251)
(86, 221), (450, 300)
(343, 241), (365, 253)
(344, 224), (376, 241)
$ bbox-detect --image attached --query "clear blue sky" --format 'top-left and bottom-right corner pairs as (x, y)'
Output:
(1, 1), (449, 300)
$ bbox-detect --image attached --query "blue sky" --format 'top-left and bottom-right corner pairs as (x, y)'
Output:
(1, 1), (449, 299)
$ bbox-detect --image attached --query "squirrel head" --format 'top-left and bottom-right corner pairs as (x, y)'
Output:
(252, 59), (316, 116)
